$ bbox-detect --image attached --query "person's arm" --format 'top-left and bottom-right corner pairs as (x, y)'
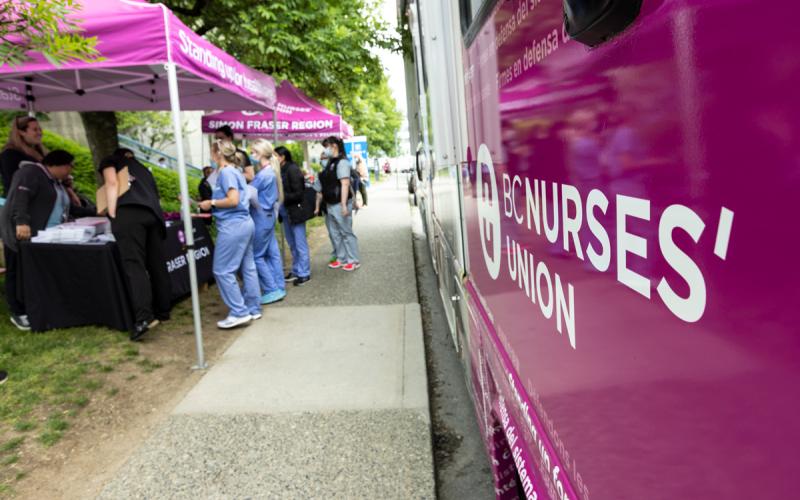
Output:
(10, 170), (36, 240)
(198, 188), (239, 210)
(339, 178), (351, 216)
(314, 192), (322, 215)
(101, 167), (119, 218)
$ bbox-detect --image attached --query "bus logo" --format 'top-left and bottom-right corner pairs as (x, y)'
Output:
(476, 144), (501, 279)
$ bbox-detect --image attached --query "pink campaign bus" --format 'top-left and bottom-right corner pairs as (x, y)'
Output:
(401, 0), (800, 498)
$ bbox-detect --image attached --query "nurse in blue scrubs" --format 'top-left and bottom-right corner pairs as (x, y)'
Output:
(248, 139), (286, 304)
(198, 140), (261, 329)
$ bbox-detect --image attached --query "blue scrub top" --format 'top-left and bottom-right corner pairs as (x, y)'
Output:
(212, 166), (250, 223)
(250, 165), (279, 213)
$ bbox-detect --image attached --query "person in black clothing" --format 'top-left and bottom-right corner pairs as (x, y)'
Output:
(1, 116), (46, 196)
(214, 125), (254, 182)
(0, 150), (95, 330)
(275, 146), (311, 285)
(198, 166), (214, 201)
(198, 166), (214, 224)
(99, 149), (171, 341)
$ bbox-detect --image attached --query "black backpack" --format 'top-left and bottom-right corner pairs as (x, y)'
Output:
(320, 158), (359, 205)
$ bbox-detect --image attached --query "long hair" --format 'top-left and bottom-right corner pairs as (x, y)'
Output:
(250, 139), (284, 204)
(4, 116), (45, 161)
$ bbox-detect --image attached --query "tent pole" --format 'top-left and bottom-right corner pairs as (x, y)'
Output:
(272, 108), (278, 144)
(166, 62), (207, 370)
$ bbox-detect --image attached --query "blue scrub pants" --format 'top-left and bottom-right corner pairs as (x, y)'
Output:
(280, 206), (311, 278)
(252, 207), (285, 294)
(326, 201), (360, 264)
(213, 217), (261, 318)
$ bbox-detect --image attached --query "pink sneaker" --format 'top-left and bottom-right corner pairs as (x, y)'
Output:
(342, 262), (356, 272)
(328, 260), (343, 269)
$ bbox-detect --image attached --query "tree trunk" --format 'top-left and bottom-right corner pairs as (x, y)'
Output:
(79, 111), (119, 168)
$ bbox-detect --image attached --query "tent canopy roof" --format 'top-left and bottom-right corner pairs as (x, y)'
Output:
(0, 0), (276, 112)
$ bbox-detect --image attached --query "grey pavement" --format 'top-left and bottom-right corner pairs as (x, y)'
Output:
(98, 179), (435, 499)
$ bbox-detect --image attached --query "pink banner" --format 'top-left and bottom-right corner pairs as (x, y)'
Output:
(201, 81), (352, 140)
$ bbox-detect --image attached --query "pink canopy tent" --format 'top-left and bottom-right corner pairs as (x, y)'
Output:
(201, 80), (353, 141)
(0, 0), (276, 111)
(0, 0), (279, 369)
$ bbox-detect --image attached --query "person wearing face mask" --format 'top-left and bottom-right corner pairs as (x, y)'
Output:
(277, 146), (311, 285)
(314, 136), (360, 272)
(198, 140), (261, 329)
(248, 140), (286, 303)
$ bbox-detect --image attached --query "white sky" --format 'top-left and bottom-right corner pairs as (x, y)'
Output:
(377, 0), (408, 121)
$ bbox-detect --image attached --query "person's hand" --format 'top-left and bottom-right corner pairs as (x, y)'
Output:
(341, 206), (350, 217)
(16, 225), (31, 240)
(198, 200), (213, 211)
(314, 207), (320, 216)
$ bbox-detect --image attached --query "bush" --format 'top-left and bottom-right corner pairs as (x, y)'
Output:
(0, 126), (198, 213)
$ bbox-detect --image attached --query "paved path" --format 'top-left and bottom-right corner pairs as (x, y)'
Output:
(98, 179), (435, 499)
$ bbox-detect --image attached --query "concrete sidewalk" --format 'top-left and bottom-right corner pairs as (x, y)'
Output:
(98, 179), (435, 499)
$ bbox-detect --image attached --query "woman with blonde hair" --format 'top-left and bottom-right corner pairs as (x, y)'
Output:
(248, 139), (286, 304)
(198, 140), (261, 328)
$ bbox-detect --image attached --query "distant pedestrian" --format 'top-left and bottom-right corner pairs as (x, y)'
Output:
(315, 136), (360, 272)
(249, 139), (287, 303)
(276, 146), (312, 286)
(157, 157), (167, 168)
(354, 155), (368, 207)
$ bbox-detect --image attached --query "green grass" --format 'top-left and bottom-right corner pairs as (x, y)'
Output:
(0, 438), (23, 454)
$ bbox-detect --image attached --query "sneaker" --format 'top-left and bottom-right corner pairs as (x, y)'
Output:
(10, 314), (30, 331)
(353, 261), (361, 269)
(328, 260), (343, 269)
(342, 263), (356, 272)
(251, 312), (263, 320)
(284, 272), (297, 283)
(0, 370), (7, 385)
(329, 256), (337, 264)
(147, 319), (160, 329)
(294, 276), (311, 286)
(217, 315), (252, 329)
(261, 289), (287, 304)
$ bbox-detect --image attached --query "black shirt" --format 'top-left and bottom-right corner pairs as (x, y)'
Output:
(0, 148), (36, 197)
(198, 178), (213, 201)
(98, 155), (165, 233)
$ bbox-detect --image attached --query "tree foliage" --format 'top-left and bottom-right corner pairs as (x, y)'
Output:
(0, 0), (103, 67)
(163, 0), (403, 156)
(117, 111), (190, 152)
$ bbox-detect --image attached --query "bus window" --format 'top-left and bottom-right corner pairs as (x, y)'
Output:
(460, 0), (498, 42)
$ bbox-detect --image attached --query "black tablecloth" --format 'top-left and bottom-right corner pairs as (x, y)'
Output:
(19, 219), (215, 332)
(19, 241), (136, 332)
(163, 220), (215, 300)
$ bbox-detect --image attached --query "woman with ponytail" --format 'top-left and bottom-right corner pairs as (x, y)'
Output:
(248, 139), (286, 304)
(198, 140), (261, 328)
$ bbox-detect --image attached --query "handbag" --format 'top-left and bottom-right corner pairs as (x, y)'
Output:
(287, 186), (317, 224)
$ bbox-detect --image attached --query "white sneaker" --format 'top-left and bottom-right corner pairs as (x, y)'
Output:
(251, 312), (263, 320)
(217, 315), (252, 329)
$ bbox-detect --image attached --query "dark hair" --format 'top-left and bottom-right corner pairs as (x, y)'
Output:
(324, 136), (346, 159)
(274, 146), (293, 164)
(215, 125), (234, 139)
(42, 150), (74, 167)
(113, 148), (135, 159)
